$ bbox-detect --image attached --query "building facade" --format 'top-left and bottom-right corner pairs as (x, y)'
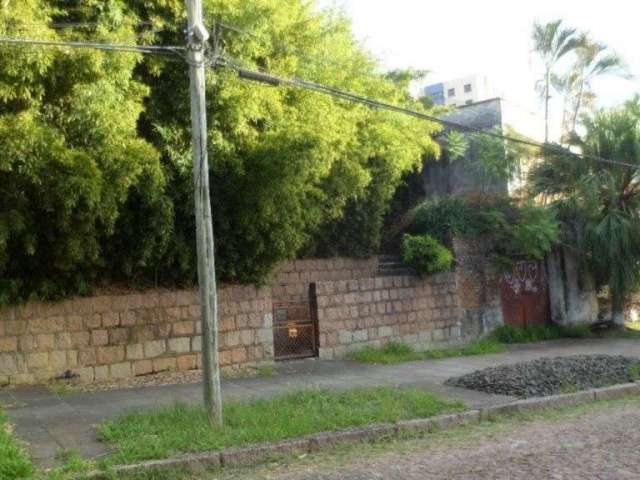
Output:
(423, 75), (497, 107)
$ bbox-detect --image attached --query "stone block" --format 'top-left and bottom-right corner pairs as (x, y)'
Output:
(0, 353), (18, 374)
(76, 367), (94, 382)
(168, 337), (191, 354)
(91, 330), (109, 346)
(78, 348), (97, 366)
(0, 336), (17, 352)
(94, 365), (109, 381)
(120, 310), (137, 327)
(5, 320), (27, 336)
(353, 329), (368, 342)
(109, 328), (130, 345)
(71, 332), (91, 348)
(56, 333), (72, 350)
(144, 340), (166, 358)
(96, 345), (125, 365)
(258, 328), (273, 345)
(240, 329), (255, 346)
(66, 350), (78, 368)
(231, 348), (247, 364)
(126, 344), (144, 360)
(49, 351), (67, 370)
(176, 354), (197, 371)
(191, 336), (202, 352)
(85, 314), (102, 330)
(27, 352), (48, 369)
(110, 362), (132, 379)
(225, 331), (240, 347)
(65, 315), (84, 332)
(153, 357), (176, 373)
(172, 321), (194, 336)
(133, 359), (153, 376)
(102, 312), (120, 328)
(376, 326), (392, 338)
(338, 330), (352, 345)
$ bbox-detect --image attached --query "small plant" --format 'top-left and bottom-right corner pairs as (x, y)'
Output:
(348, 340), (505, 364)
(0, 408), (34, 480)
(629, 363), (640, 381)
(491, 324), (592, 344)
(401, 234), (453, 275)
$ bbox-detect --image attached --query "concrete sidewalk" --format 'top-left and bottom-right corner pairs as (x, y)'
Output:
(2, 338), (639, 467)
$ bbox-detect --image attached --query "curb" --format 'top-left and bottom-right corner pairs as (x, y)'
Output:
(84, 382), (640, 478)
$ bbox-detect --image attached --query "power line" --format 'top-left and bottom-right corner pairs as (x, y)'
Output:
(214, 56), (638, 170)
(0, 36), (184, 56)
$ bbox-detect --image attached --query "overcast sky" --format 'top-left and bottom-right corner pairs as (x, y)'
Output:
(316, 0), (639, 133)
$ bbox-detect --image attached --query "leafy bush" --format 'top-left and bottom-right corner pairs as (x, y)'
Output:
(401, 234), (453, 275)
(408, 195), (559, 270)
(0, 1), (441, 303)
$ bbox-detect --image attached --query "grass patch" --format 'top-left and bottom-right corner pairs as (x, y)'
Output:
(347, 340), (505, 365)
(490, 324), (592, 344)
(0, 407), (34, 480)
(98, 387), (464, 466)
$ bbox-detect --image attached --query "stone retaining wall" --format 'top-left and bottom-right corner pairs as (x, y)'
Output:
(0, 285), (273, 386)
(315, 273), (461, 359)
(0, 247), (501, 386)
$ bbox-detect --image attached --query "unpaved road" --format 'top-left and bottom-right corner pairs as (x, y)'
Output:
(211, 398), (640, 480)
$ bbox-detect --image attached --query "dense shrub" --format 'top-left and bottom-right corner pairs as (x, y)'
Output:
(0, 1), (440, 303)
(408, 195), (559, 269)
(401, 234), (453, 275)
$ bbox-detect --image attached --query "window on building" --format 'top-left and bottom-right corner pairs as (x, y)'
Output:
(465, 99), (473, 105)
(447, 88), (455, 97)
(464, 83), (472, 93)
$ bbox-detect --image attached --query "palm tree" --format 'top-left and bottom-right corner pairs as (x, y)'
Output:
(532, 19), (582, 142)
(566, 34), (629, 133)
(530, 97), (640, 325)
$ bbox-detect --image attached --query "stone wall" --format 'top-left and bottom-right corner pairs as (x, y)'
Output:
(0, 285), (273, 386)
(0, 257), (377, 386)
(315, 273), (461, 359)
(0, 250), (504, 386)
(270, 257), (378, 304)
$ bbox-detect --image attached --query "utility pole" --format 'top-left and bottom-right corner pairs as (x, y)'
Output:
(185, 0), (223, 425)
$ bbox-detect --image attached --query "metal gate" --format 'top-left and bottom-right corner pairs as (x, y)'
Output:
(273, 285), (318, 360)
(500, 260), (550, 327)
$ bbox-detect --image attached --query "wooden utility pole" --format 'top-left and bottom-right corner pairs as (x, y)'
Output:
(185, 0), (223, 425)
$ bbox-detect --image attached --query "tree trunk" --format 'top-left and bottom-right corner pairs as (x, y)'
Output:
(611, 290), (625, 326)
(544, 69), (550, 143)
(571, 80), (585, 133)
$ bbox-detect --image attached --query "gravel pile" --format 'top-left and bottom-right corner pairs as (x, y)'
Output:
(446, 355), (640, 398)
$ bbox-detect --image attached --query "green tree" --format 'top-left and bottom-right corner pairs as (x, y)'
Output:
(564, 34), (628, 134)
(530, 97), (640, 324)
(126, 0), (440, 283)
(532, 19), (582, 142)
(0, 1), (168, 302)
(0, 0), (440, 302)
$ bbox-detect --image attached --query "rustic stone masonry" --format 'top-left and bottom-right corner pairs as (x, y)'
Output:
(0, 257), (377, 386)
(0, 285), (273, 386)
(270, 258), (379, 304)
(0, 249), (501, 385)
(315, 273), (461, 359)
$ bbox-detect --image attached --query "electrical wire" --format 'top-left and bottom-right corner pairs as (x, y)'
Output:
(0, 36), (184, 56)
(214, 55), (638, 170)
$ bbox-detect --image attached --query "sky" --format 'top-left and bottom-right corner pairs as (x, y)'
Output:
(316, 0), (639, 137)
